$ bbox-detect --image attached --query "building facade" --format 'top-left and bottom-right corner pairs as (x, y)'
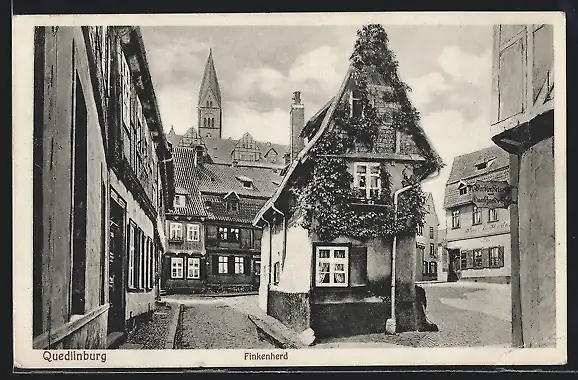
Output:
(159, 50), (288, 294)
(443, 146), (511, 284)
(490, 24), (556, 347)
(253, 26), (443, 341)
(161, 147), (283, 294)
(415, 193), (439, 282)
(32, 26), (174, 349)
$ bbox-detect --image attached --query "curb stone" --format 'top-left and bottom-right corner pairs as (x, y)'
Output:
(248, 314), (304, 349)
(164, 303), (182, 349)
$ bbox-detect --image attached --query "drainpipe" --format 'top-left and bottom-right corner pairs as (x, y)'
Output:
(260, 216), (272, 288)
(385, 169), (441, 335)
(271, 204), (286, 275)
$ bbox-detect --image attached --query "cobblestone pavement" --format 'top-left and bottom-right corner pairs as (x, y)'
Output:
(315, 282), (512, 348)
(174, 298), (274, 349)
(123, 304), (172, 349)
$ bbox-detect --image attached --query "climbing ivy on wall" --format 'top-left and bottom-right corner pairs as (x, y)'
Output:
(286, 24), (442, 243)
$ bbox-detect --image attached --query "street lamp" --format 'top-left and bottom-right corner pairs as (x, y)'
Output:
(385, 169), (440, 335)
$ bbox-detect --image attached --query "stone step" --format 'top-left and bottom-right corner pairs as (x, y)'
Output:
(106, 332), (125, 349)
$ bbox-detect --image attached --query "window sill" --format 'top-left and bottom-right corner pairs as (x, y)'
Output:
(487, 219), (500, 223)
(33, 304), (109, 349)
(451, 226), (461, 230)
(127, 288), (155, 293)
(472, 222), (482, 226)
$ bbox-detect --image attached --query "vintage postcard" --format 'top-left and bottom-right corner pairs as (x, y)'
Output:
(12, 11), (567, 369)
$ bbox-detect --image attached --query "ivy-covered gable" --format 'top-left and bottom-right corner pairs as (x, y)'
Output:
(254, 24), (443, 243)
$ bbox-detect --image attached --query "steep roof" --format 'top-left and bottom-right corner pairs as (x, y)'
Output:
(443, 146), (510, 209)
(169, 129), (289, 167)
(169, 147), (284, 221)
(198, 49), (222, 107)
(253, 64), (443, 226)
(446, 145), (510, 184)
(202, 193), (267, 224)
(423, 192), (439, 225)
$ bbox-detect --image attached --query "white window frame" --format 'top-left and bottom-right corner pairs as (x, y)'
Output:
(472, 206), (482, 225)
(315, 246), (349, 287)
(171, 257), (184, 279)
(452, 210), (460, 228)
(488, 208), (499, 222)
(187, 257), (201, 279)
(169, 222), (183, 240)
(234, 257), (245, 274)
(187, 224), (200, 242)
(128, 223), (135, 289)
(173, 194), (186, 209)
(354, 162), (381, 200)
(218, 256), (229, 274)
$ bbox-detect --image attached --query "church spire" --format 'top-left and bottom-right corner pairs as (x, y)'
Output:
(197, 49), (223, 139)
(198, 48), (222, 107)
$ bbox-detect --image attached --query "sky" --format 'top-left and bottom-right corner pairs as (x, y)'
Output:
(140, 24), (497, 225)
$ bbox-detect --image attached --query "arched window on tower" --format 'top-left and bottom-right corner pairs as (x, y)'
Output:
(211, 118), (215, 128)
(204, 118), (207, 128)
(206, 100), (210, 107)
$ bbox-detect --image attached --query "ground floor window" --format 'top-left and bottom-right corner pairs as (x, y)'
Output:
(422, 260), (429, 275)
(234, 257), (244, 274)
(171, 257), (184, 279)
(315, 246), (348, 287)
(187, 257), (200, 279)
(254, 260), (261, 276)
(218, 256), (228, 274)
(429, 262), (437, 275)
(489, 246), (505, 268)
(273, 261), (280, 285)
(460, 251), (467, 270)
(473, 249), (483, 268)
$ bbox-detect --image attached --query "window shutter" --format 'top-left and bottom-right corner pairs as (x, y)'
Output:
(207, 225), (217, 239)
(498, 246), (505, 267)
(134, 229), (140, 287)
(240, 229), (251, 249)
(482, 248), (490, 268)
(350, 246), (368, 286)
(244, 256), (251, 275)
(466, 250), (474, 269)
(211, 255), (218, 275)
(253, 229), (262, 250)
(228, 256), (235, 275)
(162, 255), (171, 282)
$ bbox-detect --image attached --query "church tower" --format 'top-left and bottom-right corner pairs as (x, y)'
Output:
(197, 49), (222, 139)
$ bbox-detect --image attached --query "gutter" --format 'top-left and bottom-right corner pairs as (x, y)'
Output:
(271, 205), (287, 272)
(385, 168), (441, 335)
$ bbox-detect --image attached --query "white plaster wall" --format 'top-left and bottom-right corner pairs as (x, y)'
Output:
(456, 233), (511, 279)
(277, 221), (313, 293)
(258, 225), (271, 311)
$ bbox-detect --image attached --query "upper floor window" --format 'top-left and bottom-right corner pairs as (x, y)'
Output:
(350, 89), (363, 118)
(472, 206), (482, 225)
(429, 226), (434, 239)
(458, 183), (468, 195)
(186, 224), (200, 242)
(218, 227), (240, 243)
(169, 222), (183, 241)
(174, 194), (185, 209)
(226, 200), (239, 212)
(488, 208), (499, 222)
(417, 225), (423, 236)
(430, 243), (436, 257)
(354, 162), (381, 199)
(452, 210), (460, 229)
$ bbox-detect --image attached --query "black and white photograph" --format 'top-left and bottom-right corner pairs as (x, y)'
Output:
(13, 12), (566, 368)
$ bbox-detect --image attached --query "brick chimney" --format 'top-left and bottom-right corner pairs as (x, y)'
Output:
(290, 91), (305, 163)
(194, 145), (205, 168)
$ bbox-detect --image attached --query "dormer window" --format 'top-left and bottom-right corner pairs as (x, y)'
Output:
(458, 182), (468, 195)
(224, 191), (240, 213)
(475, 157), (496, 171)
(236, 175), (254, 190)
(173, 194), (186, 208)
(350, 89), (363, 118)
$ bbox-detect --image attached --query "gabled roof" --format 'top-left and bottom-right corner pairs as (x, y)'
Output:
(198, 49), (222, 107)
(202, 194), (268, 224)
(446, 145), (509, 185)
(253, 64), (443, 226)
(224, 191), (240, 200)
(423, 192), (439, 225)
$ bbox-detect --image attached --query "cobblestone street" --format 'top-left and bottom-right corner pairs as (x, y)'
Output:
(314, 282), (512, 348)
(172, 298), (274, 349)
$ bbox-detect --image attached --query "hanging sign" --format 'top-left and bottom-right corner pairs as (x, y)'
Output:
(471, 180), (514, 209)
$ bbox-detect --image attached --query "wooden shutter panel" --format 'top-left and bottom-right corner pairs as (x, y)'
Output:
(244, 256), (251, 275)
(162, 255), (171, 282)
(228, 256), (235, 275)
(134, 229), (140, 287)
(498, 246), (505, 267)
(466, 250), (474, 269)
(207, 225), (217, 239)
(240, 229), (251, 249)
(350, 246), (368, 286)
(212, 255), (218, 275)
(482, 248), (490, 268)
